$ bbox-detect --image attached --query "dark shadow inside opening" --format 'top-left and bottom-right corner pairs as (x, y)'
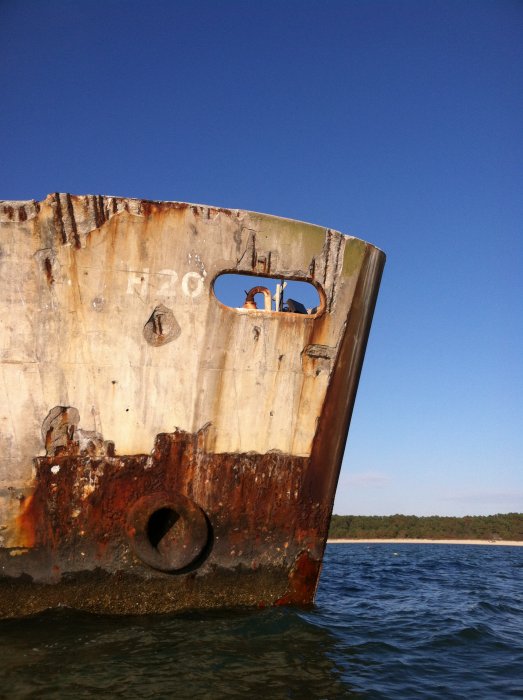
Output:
(147, 508), (180, 549)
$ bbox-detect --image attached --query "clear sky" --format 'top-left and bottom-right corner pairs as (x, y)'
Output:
(1, 0), (521, 516)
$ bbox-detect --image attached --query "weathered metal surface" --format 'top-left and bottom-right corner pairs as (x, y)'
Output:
(0, 194), (384, 618)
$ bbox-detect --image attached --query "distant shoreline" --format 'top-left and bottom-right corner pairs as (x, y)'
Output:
(327, 538), (523, 546)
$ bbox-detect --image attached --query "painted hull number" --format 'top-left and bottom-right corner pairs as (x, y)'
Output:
(127, 269), (205, 300)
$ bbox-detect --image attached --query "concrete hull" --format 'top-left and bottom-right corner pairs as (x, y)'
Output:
(0, 195), (384, 617)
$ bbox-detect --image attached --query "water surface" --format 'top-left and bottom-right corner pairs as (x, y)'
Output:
(1, 544), (522, 698)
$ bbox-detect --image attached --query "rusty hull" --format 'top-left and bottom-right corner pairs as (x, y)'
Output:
(0, 194), (384, 618)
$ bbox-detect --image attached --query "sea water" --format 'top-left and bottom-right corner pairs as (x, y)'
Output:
(1, 544), (522, 698)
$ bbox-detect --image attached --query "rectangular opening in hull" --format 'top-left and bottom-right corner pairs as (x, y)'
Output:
(213, 274), (323, 315)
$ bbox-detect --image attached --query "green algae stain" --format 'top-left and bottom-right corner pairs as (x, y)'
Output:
(245, 212), (326, 269)
(342, 238), (367, 277)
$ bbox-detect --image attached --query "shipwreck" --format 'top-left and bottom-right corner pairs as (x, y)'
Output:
(0, 194), (384, 617)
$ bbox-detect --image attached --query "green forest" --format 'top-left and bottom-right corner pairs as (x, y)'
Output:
(328, 513), (523, 541)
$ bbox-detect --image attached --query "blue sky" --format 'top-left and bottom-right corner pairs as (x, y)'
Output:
(1, 0), (521, 516)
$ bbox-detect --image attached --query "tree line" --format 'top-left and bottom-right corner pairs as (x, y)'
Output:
(328, 513), (523, 541)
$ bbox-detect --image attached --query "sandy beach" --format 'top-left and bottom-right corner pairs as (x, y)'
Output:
(328, 538), (523, 546)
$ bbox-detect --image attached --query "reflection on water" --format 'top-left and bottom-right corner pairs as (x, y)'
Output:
(0, 607), (357, 699)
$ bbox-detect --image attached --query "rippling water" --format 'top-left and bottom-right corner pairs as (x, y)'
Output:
(1, 544), (522, 698)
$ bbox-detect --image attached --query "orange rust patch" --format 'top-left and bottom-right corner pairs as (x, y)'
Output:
(12, 429), (328, 600)
(274, 551), (321, 606)
(16, 494), (36, 548)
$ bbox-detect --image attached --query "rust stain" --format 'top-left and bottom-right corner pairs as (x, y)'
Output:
(53, 193), (67, 244)
(16, 494), (36, 548)
(44, 256), (54, 285)
(275, 551), (321, 606)
(208, 206), (233, 218)
(91, 194), (104, 228)
(65, 193), (80, 248)
(11, 427), (327, 615)
(140, 200), (191, 218)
